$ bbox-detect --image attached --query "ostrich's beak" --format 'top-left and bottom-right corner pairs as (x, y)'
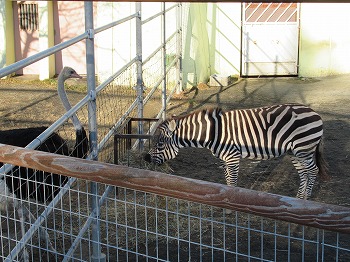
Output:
(71, 72), (82, 79)
(72, 73), (83, 79)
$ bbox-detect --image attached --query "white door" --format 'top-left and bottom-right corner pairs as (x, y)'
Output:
(242, 3), (299, 76)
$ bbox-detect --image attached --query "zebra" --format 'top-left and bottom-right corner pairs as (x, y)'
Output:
(144, 104), (329, 199)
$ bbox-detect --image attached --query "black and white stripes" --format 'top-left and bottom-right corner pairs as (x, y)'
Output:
(145, 104), (329, 199)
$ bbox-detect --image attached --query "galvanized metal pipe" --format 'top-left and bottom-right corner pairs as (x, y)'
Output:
(136, 3), (144, 150)
(142, 31), (177, 65)
(95, 13), (138, 34)
(141, 3), (177, 25)
(143, 55), (180, 106)
(95, 57), (137, 94)
(162, 2), (167, 120)
(0, 32), (88, 78)
(176, 3), (183, 93)
(0, 6), (134, 79)
(84, 2), (105, 262)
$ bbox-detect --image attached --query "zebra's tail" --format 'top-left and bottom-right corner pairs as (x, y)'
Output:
(316, 138), (330, 181)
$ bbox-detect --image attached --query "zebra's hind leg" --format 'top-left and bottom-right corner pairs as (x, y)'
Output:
(291, 156), (318, 200)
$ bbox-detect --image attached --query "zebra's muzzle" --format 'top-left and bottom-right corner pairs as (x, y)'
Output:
(144, 153), (163, 165)
(144, 153), (152, 163)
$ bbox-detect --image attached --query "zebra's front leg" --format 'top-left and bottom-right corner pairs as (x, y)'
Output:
(222, 157), (241, 187)
(296, 172), (308, 200)
(305, 165), (318, 198)
(221, 157), (240, 215)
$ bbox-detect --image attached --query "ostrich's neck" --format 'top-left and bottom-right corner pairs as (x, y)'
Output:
(58, 75), (82, 131)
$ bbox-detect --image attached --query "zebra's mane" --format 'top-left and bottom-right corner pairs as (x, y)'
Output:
(169, 107), (224, 121)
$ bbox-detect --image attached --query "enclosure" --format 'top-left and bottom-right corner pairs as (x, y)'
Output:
(0, 1), (350, 262)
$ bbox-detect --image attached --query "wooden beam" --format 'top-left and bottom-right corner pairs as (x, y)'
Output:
(0, 143), (350, 234)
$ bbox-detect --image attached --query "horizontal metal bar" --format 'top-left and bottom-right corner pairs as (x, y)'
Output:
(95, 57), (138, 94)
(97, 99), (138, 152)
(148, 83), (178, 135)
(143, 54), (180, 105)
(0, 31), (89, 78)
(142, 31), (177, 65)
(141, 4), (177, 25)
(129, 117), (159, 122)
(95, 13), (138, 34)
(115, 134), (153, 139)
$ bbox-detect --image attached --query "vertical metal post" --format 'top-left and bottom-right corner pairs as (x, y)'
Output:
(84, 2), (106, 262)
(176, 3), (183, 94)
(136, 2), (144, 149)
(162, 2), (167, 120)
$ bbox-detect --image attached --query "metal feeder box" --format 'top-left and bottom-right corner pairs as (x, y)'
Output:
(209, 74), (232, 87)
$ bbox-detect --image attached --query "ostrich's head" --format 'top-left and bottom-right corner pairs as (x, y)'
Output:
(60, 66), (82, 81)
(57, 66), (83, 132)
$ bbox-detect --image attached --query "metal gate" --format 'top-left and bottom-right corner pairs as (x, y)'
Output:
(242, 3), (299, 76)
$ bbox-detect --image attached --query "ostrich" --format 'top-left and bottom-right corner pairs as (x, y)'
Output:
(0, 67), (88, 202)
(0, 67), (89, 258)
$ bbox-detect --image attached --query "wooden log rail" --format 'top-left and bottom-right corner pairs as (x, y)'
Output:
(0, 143), (349, 234)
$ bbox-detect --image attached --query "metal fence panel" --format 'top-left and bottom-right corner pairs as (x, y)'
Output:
(0, 145), (349, 261)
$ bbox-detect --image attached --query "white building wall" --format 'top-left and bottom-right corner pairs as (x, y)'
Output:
(207, 3), (241, 78)
(95, 2), (177, 84)
(2, 2), (350, 80)
(0, 0), (15, 76)
(182, 3), (241, 88)
(95, 2), (135, 82)
(299, 3), (350, 77)
(0, 0), (6, 69)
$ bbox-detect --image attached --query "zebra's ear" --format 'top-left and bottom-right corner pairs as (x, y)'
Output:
(168, 119), (177, 132)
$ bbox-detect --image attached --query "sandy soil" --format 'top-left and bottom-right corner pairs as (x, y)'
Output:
(1, 74), (350, 261)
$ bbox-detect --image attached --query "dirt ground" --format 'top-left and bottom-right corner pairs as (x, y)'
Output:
(1, 74), (350, 209)
(1, 74), (350, 260)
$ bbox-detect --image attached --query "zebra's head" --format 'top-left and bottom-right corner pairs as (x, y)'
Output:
(144, 119), (179, 165)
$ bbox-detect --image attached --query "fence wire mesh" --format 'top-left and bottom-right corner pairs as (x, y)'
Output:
(1, 173), (350, 261)
(95, 62), (138, 164)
